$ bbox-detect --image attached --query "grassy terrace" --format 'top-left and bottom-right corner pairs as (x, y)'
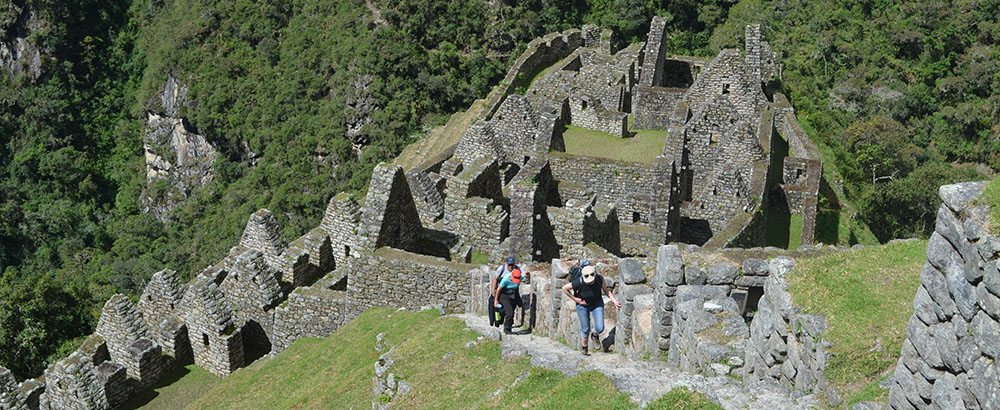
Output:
(557, 125), (667, 164)
(142, 308), (717, 409)
(787, 239), (926, 406)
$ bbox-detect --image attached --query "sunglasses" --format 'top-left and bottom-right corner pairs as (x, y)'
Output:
(583, 272), (595, 279)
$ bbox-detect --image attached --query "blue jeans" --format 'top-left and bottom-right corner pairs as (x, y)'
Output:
(575, 303), (605, 338)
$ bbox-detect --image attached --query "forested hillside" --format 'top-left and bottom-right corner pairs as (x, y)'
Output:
(1, 0), (997, 380)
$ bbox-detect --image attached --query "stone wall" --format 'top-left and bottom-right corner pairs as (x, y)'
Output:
(567, 95), (628, 137)
(405, 169), (445, 225)
(667, 296), (748, 377)
(772, 101), (822, 246)
(272, 272), (352, 355)
(180, 275), (244, 378)
(743, 257), (832, 400)
(632, 85), (684, 130)
(94, 295), (151, 380)
(348, 248), (475, 313)
(40, 352), (109, 410)
(549, 154), (660, 227)
(357, 164), (423, 254)
(443, 157), (508, 253)
(483, 29), (583, 120)
(1, 365), (28, 410)
(238, 209), (285, 272)
(320, 192), (361, 270)
(221, 249), (283, 353)
(887, 181), (999, 409)
(638, 16), (668, 88)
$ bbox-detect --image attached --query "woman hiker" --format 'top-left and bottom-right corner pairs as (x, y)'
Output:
(494, 265), (523, 335)
(561, 265), (620, 355)
(489, 256), (520, 328)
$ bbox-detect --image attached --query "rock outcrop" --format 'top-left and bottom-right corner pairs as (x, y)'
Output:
(0, 1), (46, 81)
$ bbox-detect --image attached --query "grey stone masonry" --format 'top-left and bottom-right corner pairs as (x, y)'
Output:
(356, 163), (423, 254)
(321, 192), (361, 270)
(744, 257), (833, 402)
(1, 366), (28, 410)
(221, 248), (282, 352)
(138, 269), (183, 343)
(123, 338), (167, 390)
(272, 272), (353, 355)
(180, 276), (244, 378)
(348, 248), (474, 314)
(302, 227), (335, 275)
(638, 16), (668, 88)
(888, 181), (995, 410)
(239, 208), (286, 272)
(667, 296), (748, 377)
(94, 294), (151, 380)
(18, 379), (42, 410)
(40, 351), (109, 410)
(93, 361), (129, 409)
(405, 169), (445, 225)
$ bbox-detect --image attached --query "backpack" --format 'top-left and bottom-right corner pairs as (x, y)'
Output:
(568, 265), (583, 295)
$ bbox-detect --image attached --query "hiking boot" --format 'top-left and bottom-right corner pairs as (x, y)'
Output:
(581, 345), (589, 356)
(504, 329), (515, 335)
(590, 332), (601, 350)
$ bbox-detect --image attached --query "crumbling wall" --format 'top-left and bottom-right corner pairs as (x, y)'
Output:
(1, 366), (28, 410)
(356, 164), (423, 254)
(772, 100), (822, 246)
(321, 192), (361, 270)
(638, 16), (668, 88)
(567, 96), (628, 137)
(94, 295), (152, 381)
(239, 209), (286, 272)
(508, 157), (557, 262)
(667, 296), (748, 377)
(483, 29), (583, 119)
(549, 155), (659, 227)
(443, 157), (508, 253)
(40, 352), (110, 410)
(744, 257), (832, 399)
(406, 169), (445, 225)
(887, 181), (999, 410)
(347, 248), (474, 313)
(221, 249), (283, 353)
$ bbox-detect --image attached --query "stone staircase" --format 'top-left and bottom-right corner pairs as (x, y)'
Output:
(453, 313), (822, 409)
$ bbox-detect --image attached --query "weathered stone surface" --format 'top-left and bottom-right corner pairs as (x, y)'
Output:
(913, 285), (944, 325)
(907, 315), (944, 368)
(971, 311), (1000, 359)
(921, 262), (957, 319)
(707, 263), (738, 285)
(984, 261), (1000, 297)
(768, 256), (795, 280)
(684, 266), (706, 286)
(946, 258), (980, 321)
(619, 258), (646, 284)
(978, 282), (1000, 320)
(939, 181), (989, 214)
(656, 245), (684, 286)
(742, 258), (769, 276)
(970, 357), (1000, 409)
(932, 321), (960, 372)
(675, 285), (728, 305)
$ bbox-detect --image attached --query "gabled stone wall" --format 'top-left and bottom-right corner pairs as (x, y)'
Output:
(357, 164), (423, 254)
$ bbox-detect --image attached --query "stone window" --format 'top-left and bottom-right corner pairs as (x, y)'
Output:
(722, 84), (730, 94)
(632, 212), (640, 223)
(202, 333), (209, 347)
(581, 99), (588, 110)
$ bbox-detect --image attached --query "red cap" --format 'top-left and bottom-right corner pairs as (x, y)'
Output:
(511, 269), (522, 284)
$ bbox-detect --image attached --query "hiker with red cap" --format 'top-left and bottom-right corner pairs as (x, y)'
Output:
(561, 265), (620, 355)
(494, 258), (524, 335)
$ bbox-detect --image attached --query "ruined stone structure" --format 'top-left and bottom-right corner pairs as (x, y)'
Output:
(14, 19), (832, 409)
(888, 181), (1000, 409)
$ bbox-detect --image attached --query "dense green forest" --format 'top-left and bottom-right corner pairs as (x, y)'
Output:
(0, 0), (996, 380)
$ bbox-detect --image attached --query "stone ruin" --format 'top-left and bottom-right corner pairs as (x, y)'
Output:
(1, 19), (837, 409)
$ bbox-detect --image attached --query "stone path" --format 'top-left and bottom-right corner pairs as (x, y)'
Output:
(453, 313), (821, 409)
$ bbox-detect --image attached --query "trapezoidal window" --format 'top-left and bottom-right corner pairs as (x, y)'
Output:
(722, 84), (730, 94)
(202, 333), (210, 347)
(632, 212), (641, 223)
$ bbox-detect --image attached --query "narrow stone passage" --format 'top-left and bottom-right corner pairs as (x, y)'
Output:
(454, 313), (820, 409)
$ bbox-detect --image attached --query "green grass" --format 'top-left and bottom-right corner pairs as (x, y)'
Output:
(120, 365), (220, 410)
(559, 125), (666, 164)
(171, 307), (710, 409)
(645, 388), (725, 410)
(787, 239), (927, 405)
(470, 251), (489, 265)
(765, 211), (803, 250)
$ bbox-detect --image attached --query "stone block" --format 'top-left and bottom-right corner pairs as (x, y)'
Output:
(655, 245), (684, 286)
(939, 181), (988, 214)
(972, 311), (1000, 360)
(684, 266), (706, 286)
(742, 258), (769, 276)
(618, 258), (645, 284)
(707, 263), (738, 285)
